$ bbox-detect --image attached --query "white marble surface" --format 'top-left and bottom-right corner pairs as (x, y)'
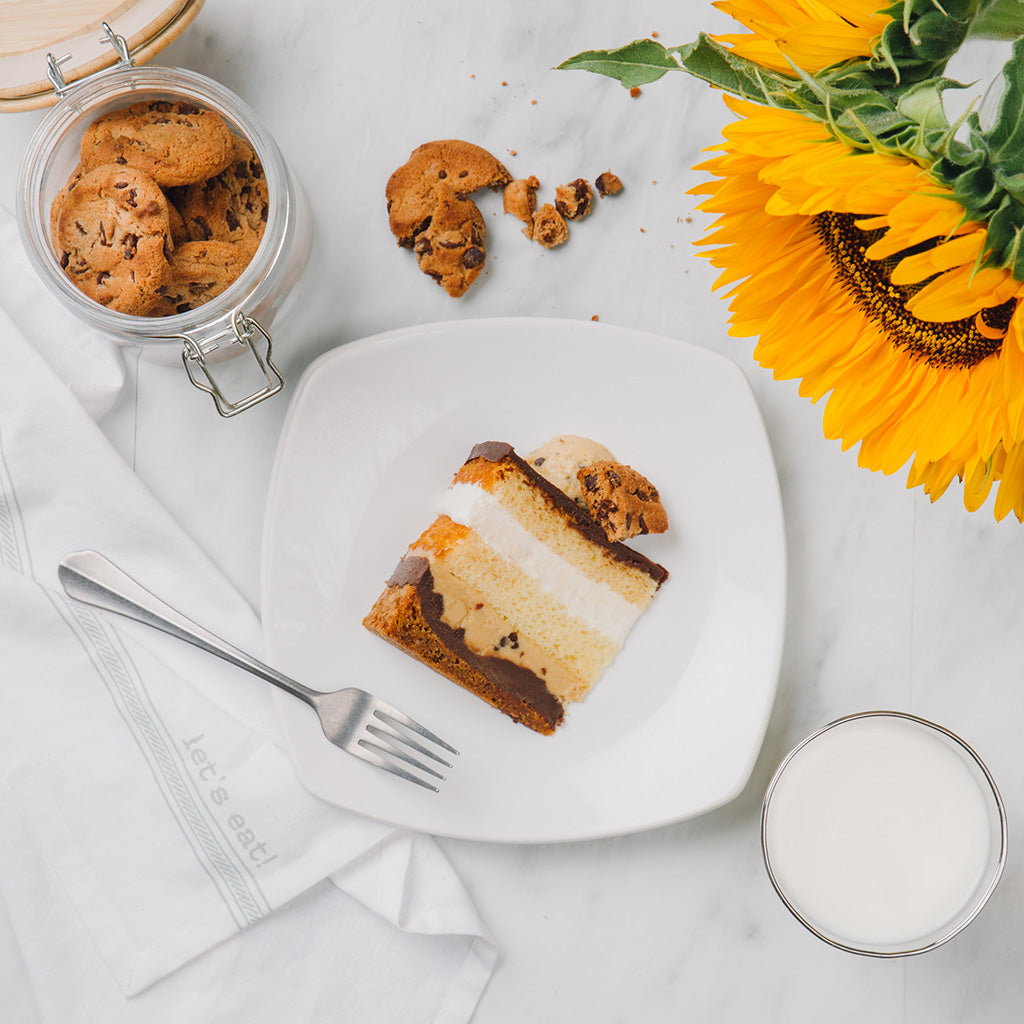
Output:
(2, 1), (1022, 1020)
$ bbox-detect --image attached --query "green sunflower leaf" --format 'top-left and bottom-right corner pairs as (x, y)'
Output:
(969, 0), (1024, 39)
(982, 38), (1024, 177)
(555, 39), (684, 89)
(556, 35), (810, 107)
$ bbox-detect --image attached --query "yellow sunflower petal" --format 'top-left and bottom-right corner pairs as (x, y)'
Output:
(695, 99), (1024, 519)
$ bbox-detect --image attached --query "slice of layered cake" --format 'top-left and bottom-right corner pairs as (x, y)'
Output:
(363, 440), (669, 734)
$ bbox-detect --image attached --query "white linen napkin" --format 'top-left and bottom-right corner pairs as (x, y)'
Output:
(0, 211), (495, 1023)
(0, 205), (124, 419)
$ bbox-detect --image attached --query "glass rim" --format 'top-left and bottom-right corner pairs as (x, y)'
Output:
(760, 709), (1008, 958)
(16, 63), (289, 343)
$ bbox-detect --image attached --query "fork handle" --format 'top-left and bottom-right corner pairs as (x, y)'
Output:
(58, 550), (320, 706)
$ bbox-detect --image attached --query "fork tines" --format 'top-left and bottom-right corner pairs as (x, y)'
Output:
(359, 709), (460, 792)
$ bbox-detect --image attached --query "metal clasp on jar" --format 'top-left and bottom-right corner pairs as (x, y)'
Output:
(46, 23), (134, 97)
(180, 310), (285, 417)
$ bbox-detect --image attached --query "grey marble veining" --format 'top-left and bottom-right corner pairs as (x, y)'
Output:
(1, 1), (1021, 1021)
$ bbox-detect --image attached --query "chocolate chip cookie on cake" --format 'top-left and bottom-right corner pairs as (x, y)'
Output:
(363, 437), (669, 735)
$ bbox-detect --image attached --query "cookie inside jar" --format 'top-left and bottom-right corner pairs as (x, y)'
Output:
(50, 99), (269, 317)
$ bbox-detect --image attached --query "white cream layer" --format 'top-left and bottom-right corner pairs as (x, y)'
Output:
(437, 482), (641, 645)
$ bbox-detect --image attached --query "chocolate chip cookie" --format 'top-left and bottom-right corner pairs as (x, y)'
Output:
(503, 176), (540, 238)
(54, 164), (172, 315)
(577, 462), (669, 542)
(386, 139), (511, 247)
(554, 178), (593, 220)
(532, 203), (568, 249)
(146, 239), (250, 316)
(412, 188), (487, 298)
(80, 100), (236, 187)
(595, 170), (623, 196)
(49, 163), (85, 251)
(179, 138), (268, 253)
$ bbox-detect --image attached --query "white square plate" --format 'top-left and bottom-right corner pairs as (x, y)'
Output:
(261, 318), (786, 842)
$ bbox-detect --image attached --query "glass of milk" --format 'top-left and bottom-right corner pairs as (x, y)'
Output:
(761, 711), (1007, 956)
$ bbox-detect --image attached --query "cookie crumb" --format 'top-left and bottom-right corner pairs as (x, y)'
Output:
(595, 171), (623, 196)
(629, 87), (642, 98)
(532, 203), (568, 248)
(504, 176), (540, 238)
(554, 178), (593, 220)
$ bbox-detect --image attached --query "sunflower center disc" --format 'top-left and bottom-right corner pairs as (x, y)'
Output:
(814, 211), (1016, 369)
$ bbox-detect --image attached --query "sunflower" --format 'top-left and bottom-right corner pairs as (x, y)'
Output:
(711, 0), (892, 73)
(693, 95), (1024, 519)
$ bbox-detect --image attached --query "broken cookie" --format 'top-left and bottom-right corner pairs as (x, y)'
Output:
(532, 203), (569, 249)
(595, 170), (623, 197)
(554, 178), (593, 220)
(385, 140), (510, 247)
(412, 187), (487, 298)
(577, 461), (669, 542)
(503, 175), (540, 238)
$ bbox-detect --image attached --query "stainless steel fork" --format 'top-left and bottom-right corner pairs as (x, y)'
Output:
(58, 550), (457, 791)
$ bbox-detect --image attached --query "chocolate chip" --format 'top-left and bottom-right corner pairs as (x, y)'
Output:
(438, 169), (447, 179)
(533, 457), (545, 466)
(123, 233), (138, 259)
(114, 156), (127, 165)
(75, 220), (85, 235)
(458, 170), (469, 178)
(225, 209), (240, 231)
(98, 221), (109, 246)
(582, 473), (597, 490)
(96, 270), (110, 286)
(414, 236), (433, 255)
(126, 188), (138, 208)
(113, 181), (128, 189)
(462, 246), (484, 268)
(60, 251), (70, 269)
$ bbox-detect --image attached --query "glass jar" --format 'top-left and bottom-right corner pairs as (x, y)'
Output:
(16, 38), (312, 416)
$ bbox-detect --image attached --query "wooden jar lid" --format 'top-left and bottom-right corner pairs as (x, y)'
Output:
(0, 0), (205, 112)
